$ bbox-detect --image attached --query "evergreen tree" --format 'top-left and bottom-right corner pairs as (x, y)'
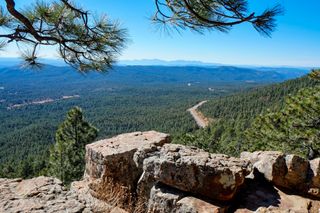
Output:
(245, 71), (320, 158)
(48, 107), (98, 185)
(18, 159), (33, 179)
(173, 74), (318, 157)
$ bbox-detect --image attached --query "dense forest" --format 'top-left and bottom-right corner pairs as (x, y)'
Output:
(0, 86), (210, 178)
(0, 64), (311, 178)
(174, 75), (318, 157)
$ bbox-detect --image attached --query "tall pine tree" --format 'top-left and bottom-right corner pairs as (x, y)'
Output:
(48, 107), (98, 185)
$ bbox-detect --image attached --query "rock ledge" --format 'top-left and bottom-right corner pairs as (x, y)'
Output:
(1, 131), (320, 213)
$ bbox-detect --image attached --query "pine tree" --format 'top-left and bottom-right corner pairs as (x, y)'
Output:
(48, 107), (98, 185)
(244, 72), (320, 158)
(18, 159), (33, 179)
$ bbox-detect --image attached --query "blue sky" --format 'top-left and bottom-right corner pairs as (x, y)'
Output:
(1, 0), (319, 67)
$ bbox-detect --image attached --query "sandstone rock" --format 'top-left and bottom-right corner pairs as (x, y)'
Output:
(253, 207), (295, 213)
(147, 183), (185, 212)
(110, 207), (129, 213)
(134, 144), (173, 210)
(240, 151), (310, 193)
(138, 144), (251, 201)
(309, 158), (320, 197)
(70, 180), (112, 212)
(15, 176), (62, 197)
(84, 131), (170, 209)
(284, 154), (309, 188)
(4, 132), (320, 213)
(0, 176), (127, 213)
(85, 131), (170, 181)
(240, 151), (287, 184)
(176, 197), (227, 213)
(147, 183), (227, 213)
(233, 178), (320, 213)
(0, 176), (85, 213)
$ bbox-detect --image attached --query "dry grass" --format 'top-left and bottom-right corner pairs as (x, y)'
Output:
(90, 177), (147, 213)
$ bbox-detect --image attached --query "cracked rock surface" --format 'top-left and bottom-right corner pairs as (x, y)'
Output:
(135, 143), (252, 201)
(0, 176), (114, 213)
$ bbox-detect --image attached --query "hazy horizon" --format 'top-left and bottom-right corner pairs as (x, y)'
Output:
(0, 0), (319, 68)
(0, 57), (316, 69)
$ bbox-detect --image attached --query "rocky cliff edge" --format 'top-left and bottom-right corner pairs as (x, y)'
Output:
(1, 131), (320, 213)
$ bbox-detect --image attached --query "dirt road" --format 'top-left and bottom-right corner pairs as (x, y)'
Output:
(187, 100), (210, 128)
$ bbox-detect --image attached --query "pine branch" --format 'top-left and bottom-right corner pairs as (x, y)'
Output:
(153, 0), (283, 36)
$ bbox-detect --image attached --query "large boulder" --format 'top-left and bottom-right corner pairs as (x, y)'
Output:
(136, 144), (251, 201)
(284, 154), (309, 188)
(85, 131), (170, 182)
(84, 131), (170, 209)
(240, 151), (288, 185)
(241, 151), (320, 198)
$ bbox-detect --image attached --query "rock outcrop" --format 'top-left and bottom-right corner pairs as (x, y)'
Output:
(84, 131), (250, 211)
(147, 183), (227, 213)
(233, 175), (320, 213)
(310, 158), (320, 196)
(135, 144), (251, 201)
(0, 176), (111, 213)
(1, 131), (320, 213)
(84, 131), (170, 209)
(241, 151), (320, 198)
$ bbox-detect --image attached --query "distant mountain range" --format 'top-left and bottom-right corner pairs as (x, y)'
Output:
(0, 64), (310, 88)
(117, 59), (223, 67)
(0, 57), (314, 70)
(117, 59), (314, 69)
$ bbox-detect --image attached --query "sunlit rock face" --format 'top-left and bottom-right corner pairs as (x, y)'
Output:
(85, 131), (170, 184)
(310, 158), (320, 196)
(84, 131), (170, 210)
(0, 176), (105, 213)
(84, 131), (251, 211)
(1, 131), (320, 213)
(135, 143), (251, 201)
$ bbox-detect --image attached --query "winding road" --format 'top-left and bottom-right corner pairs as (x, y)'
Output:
(187, 100), (210, 128)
